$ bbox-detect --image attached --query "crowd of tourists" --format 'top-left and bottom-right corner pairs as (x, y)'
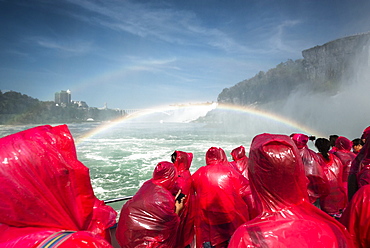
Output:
(0, 124), (369, 247)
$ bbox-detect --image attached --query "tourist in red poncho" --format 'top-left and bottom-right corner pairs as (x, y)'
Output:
(340, 184), (370, 248)
(230, 146), (249, 179)
(348, 126), (370, 200)
(0, 125), (117, 248)
(171, 150), (195, 248)
(229, 133), (355, 248)
(115, 161), (184, 248)
(315, 138), (347, 218)
(333, 136), (356, 195)
(230, 145), (259, 219)
(356, 130), (370, 188)
(352, 138), (363, 154)
(290, 133), (329, 205)
(192, 147), (252, 248)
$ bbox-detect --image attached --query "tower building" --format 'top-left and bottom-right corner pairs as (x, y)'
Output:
(55, 90), (71, 106)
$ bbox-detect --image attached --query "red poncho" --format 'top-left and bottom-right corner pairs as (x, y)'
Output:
(230, 146), (249, 179)
(340, 184), (370, 248)
(334, 136), (356, 193)
(317, 152), (347, 215)
(291, 134), (329, 203)
(348, 126), (370, 200)
(115, 161), (180, 248)
(0, 125), (116, 247)
(229, 133), (355, 248)
(230, 146), (258, 219)
(173, 151), (195, 248)
(357, 132), (370, 188)
(192, 147), (251, 247)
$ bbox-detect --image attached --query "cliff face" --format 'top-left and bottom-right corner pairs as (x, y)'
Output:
(218, 32), (370, 105)
(302, 33), (370, 87)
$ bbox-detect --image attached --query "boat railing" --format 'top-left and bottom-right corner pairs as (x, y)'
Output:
(103, 196), (133, 204)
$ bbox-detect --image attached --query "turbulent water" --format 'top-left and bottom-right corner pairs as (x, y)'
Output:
(77, 121), (254, 197)
(0, 106), (319, 211)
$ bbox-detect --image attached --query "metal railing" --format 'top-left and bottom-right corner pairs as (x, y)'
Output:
(104, 196), (133, 204)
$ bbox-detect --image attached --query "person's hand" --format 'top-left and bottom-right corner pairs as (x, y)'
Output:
(174, 190), (186, 215)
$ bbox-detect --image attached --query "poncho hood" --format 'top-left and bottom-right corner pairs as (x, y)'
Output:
(361, 126), (370, 140)
(335, 136), (353, 151)
(152, 161), (178, 191)
(249, 133), (308, 212)
(205, 147), (228, 165)
(290, 133), (309, 149)
(0, 125), (116, 237)
(231, 146), (246, 161)
(173, 150), (193, 172)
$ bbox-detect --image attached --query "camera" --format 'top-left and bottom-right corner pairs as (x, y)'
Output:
(309, 135), (316, 141)
(176, 193), (185, 203)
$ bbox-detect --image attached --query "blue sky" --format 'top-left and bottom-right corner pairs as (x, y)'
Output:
(1, 0), (370, 109)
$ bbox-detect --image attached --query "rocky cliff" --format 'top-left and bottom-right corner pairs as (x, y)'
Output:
(218, 32), (370, 105)
(302, 32), (370, 88)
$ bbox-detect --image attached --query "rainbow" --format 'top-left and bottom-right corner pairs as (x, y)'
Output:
(75, 103), (322, 145)
(215, 103), (321, 135)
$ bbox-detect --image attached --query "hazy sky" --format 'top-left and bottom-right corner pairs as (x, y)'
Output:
(1, 0), (370, 109)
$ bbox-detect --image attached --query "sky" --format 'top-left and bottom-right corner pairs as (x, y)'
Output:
(1, 0), (370, 110)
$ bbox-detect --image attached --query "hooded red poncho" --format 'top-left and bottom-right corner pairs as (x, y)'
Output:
(229, 133), (354, 248)
(356, 131), (370, 188)
(230, 146), (249, 179)
(334, 136), (356, 193)
(173, 151), (195, 248)
(192, 147), (251, 247)
(348, 126), (370, 200)
(317, 152), (347, 215)
(340, 184), (370, 248)
(115, 161), (180, 248)
(0, 125), (116, 247)
(291, 133), (329, 203)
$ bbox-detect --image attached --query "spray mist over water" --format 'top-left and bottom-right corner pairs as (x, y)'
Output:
(285, 72), (368, 138)
(277, 80), (369, 139)
(251, 39), (370, 140)
(123, 103), (218, 123)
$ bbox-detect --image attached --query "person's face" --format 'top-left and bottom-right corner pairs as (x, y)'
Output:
(353, 144), (363, 153)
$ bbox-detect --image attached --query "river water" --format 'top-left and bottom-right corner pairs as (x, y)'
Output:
(0, 105), (315, 211)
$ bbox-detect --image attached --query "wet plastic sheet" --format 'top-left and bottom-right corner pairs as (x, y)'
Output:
(115, 161), (180, 248)
(229, 133), (354, 248)
(0, 125), (116, 247)
(192, 147), (251, 247)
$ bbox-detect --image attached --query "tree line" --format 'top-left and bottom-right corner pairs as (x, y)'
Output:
(0, 91), (124, 125)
